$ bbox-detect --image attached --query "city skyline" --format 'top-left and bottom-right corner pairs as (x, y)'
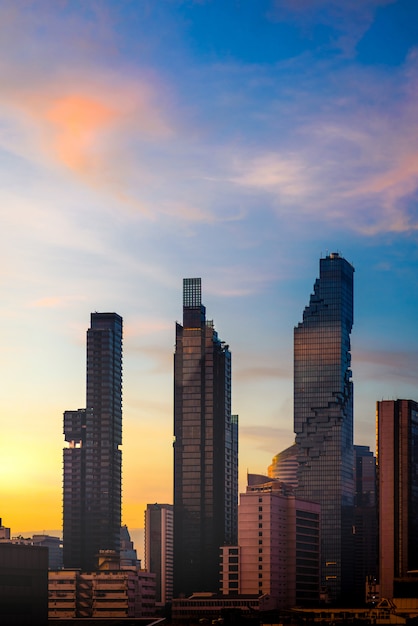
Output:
(2, 1), (418, 541)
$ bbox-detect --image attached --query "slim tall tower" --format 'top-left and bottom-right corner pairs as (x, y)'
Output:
(377, 399), (418, 599)
(353, 445), (377, 601)
(294, 253), (354, 603)
(173, 278), (238, 597)
(63, 312), (123, 570)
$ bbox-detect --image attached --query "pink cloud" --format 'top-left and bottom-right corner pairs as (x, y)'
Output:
(29, 295), (86, 308)
(354, 348), (418, 382)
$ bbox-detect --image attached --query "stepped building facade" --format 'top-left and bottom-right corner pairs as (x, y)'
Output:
(294, 253), (355, 602)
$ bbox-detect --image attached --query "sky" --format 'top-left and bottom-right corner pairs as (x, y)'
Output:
(1, 0), (418, 551)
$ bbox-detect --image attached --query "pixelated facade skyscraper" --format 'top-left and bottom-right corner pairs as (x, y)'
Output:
(294, 253), (355, 602)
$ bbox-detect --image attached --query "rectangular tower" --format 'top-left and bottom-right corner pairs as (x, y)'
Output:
(173, 278), (238, 597)
(63, 312), (123, 570)
(377, 399), (418, 599)
(353, 445), (377, 601)
(220, 475), (320, 608)
(144, 503), (174, 606)
(294, 253), (354, 603)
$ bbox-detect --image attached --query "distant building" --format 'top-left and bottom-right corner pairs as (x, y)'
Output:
(145, 503), (174, 606)
(0, 518), (10, 540)
(353, 445), (377, 601)
(377, 399), (418, 599)
(268, 442), (299, 488)
(120, 525), (140, 569)
(174, 278), (238, 596)
(220, 474), (320, 608)
(0, 520), (63, 570)
(63, 312), (123, 570)
(294, 253), (355, 603)
(0, 542), (48, 625)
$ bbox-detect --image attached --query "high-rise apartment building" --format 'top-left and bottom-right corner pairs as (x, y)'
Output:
(63, 312), (123, 570)
(294, 253), (355, 603)
(144, 504), (174, 606)
(173, 278), (238, 597)
(377, 399), (418, 599)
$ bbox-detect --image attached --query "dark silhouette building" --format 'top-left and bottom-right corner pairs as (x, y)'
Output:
(63, 312), (123, 570)
(353, 445), (378, 602)
(377, 399), (418, 599)
(294, 253), (355, 603)
(0, 543), (48, 624)
(173, 278), (238, 597)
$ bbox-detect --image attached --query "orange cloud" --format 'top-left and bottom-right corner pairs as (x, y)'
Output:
(0, 70), (174, 217)
(45, 94), (116, 171)
(29, 295), (86, 308)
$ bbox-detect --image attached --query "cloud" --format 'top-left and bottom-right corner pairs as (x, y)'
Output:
(240, 425), (293, 453)
(235, 365), (291, 382)
(230, 152), (318, 198)
(29, 295), (86, 308)
(0, 75), (173, 214)
(226, 51), (418, 237)
(354, 348), (418, 383)
(269, 0), (396, 57)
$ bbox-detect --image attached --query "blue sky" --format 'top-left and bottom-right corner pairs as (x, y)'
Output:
(1, 0), (418, 540)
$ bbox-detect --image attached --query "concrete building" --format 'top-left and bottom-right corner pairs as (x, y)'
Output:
(377, 399), (418, 599)
(174, 278), (238, 596)
(220, 475), (320, 608)
(144, 503), (174, 606)
(294, 253), (355, 603)
(0, 542), (48, 624)
(63, 312), (123, 571)
(48, 563), (156, 619)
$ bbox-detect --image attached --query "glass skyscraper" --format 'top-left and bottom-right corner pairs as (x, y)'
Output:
(63, 312), (123, 570)
(294, 253), (354, 603)
(173, 278), (238, 597)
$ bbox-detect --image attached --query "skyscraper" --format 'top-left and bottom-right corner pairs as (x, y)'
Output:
(294, 253), (354, 603)
(377, 399), (418, 599)
(63, 312), (123, 570)
(173, 278), (238, 597)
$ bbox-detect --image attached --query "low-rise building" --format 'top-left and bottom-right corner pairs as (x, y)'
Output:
(48, 566), (156, 619)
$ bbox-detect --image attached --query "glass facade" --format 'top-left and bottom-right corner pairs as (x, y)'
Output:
(174, 278), (238, 597)
(63, 312), (123, 570)
(294, 253), (354, 603)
